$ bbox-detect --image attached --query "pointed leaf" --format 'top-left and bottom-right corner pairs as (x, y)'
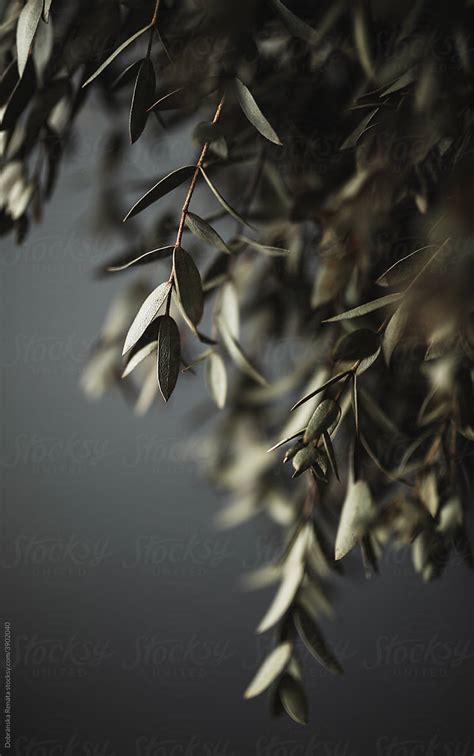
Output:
(244, 642), (293, 699)
(322, 432), (339, 481)
(16, 0), (43, 77)
(376, 245), (436, 287)
(293, 607), (343, 674)
(278, 674), (308, 725)
(270, 0), (317, 43)
(129, 58), (155, 144)
(122, 282), (171, 355)
(124, 166), (195, 220)
(235, 78), (282, 145)
(383, 305), (408, 364)
(200, 168), (257, 231)
(185, 212), (231, 253)
(206, 352), (227, 409)
(218, 317), (268, 387)
(257, 562), (303, 634)
(267, 429), (306, 454)
(173, 246), (203, 326)
(291, 371), (351, 411)
(333, 329), (380, 362)
(122, 341), (157, 378)
(324, 292), (403, 322)
(106, 246), (174, 272)
(157, 315), (181, 401)
(82, 24), (151, 87)
(335, 479), (374, 560)
(304, 399), (341, 443)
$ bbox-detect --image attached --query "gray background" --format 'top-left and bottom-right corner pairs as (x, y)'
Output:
(1, 100), (473, 755)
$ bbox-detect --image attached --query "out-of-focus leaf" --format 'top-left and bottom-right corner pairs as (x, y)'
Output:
(324, 293), (402, 322)
(157, 315), (181, 401)
(333, 329), (380, 362)
(206, 352), (227, 409)
(238, 235), (289, 257)
(122, 341), (157, 377)
(219, 281), (239, 338)
(353, 0), (375, 78)
(122, 281), (171, 355)
(16, 0), (43, 77)
(129, 57), (155, 144)
(43, 0), (53, 22)
(82, 24), (151, 87)
(173, 246), (203, 326)
(293, 607), (343, 674)
(278, 674), (308, 725)
(376, 245), (436, 287)
(244, 642), (293, 699)
(185, 212), (231, 253)
(335, 479), (374, 560)
(304, 399), (341, 443)
(218, 317), (268, 386)
(270, 0), (317, 43)
(124, 166), (195, 220)
(257, 561), (303, 634)
(235, 78), (282, 146)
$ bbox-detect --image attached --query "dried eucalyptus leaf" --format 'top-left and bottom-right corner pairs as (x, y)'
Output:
(206, 352), (227, 409)
(124, 166), (195, 220)
(157, 314), (181, 402)
(324, 293), (402, 322)
(235, 78), (282, 146)
(173, 247), (203, 326)
(333, 329), (380, 362)
(185, 212), (231, 254)
(335, 479), (375, 560)
(278, 674), (308, 725)
(122, 281), (171, 355)
(293, 607), (343, 675)
(82, 24), (151, 87)
(257, 561), (304, 634)
(129, 58), (155, 144)
(16, 0), (42, 77)
(244, 642), (293, 699)
(304, 399), (341, 443)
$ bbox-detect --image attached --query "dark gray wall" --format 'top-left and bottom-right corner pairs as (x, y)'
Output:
(1, 102), (473, 756)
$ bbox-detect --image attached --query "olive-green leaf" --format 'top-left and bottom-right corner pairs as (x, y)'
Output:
(278, 674), (308, 725)
(218, 317), (268, 387)
(304, 399), (341, 443)
(107, 246), (174, 272)
(257, 561), (304, 634)
(383, 305), (408, 364)
(122, 341), (157, 378)
(333, 329), (380, 362)
(335, 479), (374, 560)
(238, 235), (289, 257)
(376, 245), (436, 287)
(82, 24), (151, 87)
(291, 371), (351, 411)
(185, 212), (231, 254)
(17, 0), (43, 77)
(157, 315), (181, 402)
(124, 166), (195, 220)
(122, 281), (171, 355)
(291, 446), (318, 477)
(322, 431), (339, 481)
(206, 352), (227, 409)
(235, 78), (282, 146)
(324, 292), (403, 322)
(244, 642), (293, 699)
(129, 58), (155, 144)
(270, 0), (317, 43)
(173, 247), (203, 326)
(200, 168), (257, 231)
(293, 607), (343, 674)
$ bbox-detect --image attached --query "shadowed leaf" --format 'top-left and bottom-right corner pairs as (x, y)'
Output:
(157, 315), (181, 401)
